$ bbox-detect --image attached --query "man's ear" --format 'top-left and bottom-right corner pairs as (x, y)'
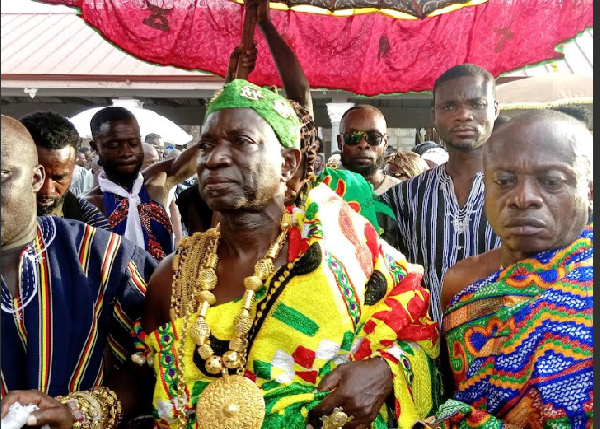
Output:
(493, 99), (500, 118)
(337, 135), (343, 151)
(32, 164), (45, 193)
(90, 140), (98, 153)
(281, 148), (302, 182)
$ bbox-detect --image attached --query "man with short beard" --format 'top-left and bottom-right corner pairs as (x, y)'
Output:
(384, 64), (502, 323)
(20, 111), (109, 230)
(85, 107), (199, 261)
(338, 105), (401, 195)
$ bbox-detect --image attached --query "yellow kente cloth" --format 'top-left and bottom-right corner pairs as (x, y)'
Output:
(138, 184), (441, 429)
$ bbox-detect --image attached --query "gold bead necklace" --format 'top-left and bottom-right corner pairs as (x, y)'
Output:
(175, 213), (293, 429)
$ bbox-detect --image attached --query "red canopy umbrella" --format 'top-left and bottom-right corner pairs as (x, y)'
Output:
(36, 0), (593, 96)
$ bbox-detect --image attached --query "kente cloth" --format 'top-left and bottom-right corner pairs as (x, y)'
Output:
(311, 167), (396, 236)
(135, 183), (441, 429)
(37, 0), (592, 96)
(62, 191), (110, 230)
(0, 217), (157, 398)
(383, 166), (501, 323)
(103, 182), (173, 262)
(430, 225), (593, 429)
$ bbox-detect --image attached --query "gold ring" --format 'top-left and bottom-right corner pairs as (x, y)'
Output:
(321, 406), (354, 429)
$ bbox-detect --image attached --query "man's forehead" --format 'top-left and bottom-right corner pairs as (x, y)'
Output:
(37, 146), (76, 163)
(487, 120), (579, 167)
(1, 135), (37, 166)
(98, 119), (139, 136)
(203, 108), (268, 135)
(435, 76), (493, 101)
(342, 109), (386, 130)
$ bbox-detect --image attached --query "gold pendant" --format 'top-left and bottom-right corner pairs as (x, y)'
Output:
(196, 375), (265, 429)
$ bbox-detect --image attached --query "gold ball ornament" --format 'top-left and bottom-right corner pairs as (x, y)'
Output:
(196, 290), (216, 305)
(199, 344), (215, 360)
(222, 350), (241, 369)
(197, 268), (218, 290)
(244, 275), (263, 292)
(233, 313), (253, 335)
(229, 337), (247, 353)
(205, 356), (223, 374)
(254, 258), (275, 280)
(190, 318), (211, 345)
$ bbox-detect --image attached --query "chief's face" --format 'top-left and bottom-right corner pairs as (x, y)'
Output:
(197, 109), (296, 212)
(484, 120), (592, 255)
(433, 76), (499, 151)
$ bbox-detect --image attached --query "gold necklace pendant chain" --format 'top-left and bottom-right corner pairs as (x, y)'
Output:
(175, 213), (293, 429)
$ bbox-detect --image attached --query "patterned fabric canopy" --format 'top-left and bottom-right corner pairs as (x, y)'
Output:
(37, 0), (593, 96)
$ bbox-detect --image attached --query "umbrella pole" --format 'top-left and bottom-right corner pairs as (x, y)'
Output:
(235, 1), (258, 80)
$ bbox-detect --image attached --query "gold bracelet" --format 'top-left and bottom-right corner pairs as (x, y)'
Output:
(58, 393), (101, 429)
(91, 387), (122, 429)
(57, 387), (122, 429)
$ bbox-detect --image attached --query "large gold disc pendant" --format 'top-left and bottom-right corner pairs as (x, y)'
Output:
(196, 375), (265, 429)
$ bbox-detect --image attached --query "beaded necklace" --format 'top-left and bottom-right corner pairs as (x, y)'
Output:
(1, 218), (56, 314)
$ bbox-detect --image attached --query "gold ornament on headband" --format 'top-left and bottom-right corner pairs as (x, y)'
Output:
(273, 99), (295, 119)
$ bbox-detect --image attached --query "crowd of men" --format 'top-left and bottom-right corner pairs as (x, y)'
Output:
(0, 6), (593, 429)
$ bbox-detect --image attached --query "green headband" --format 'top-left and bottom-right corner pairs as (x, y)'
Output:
(206, 80), (301, 149)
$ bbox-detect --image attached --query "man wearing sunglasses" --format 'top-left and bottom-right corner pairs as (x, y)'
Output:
(338, 105), (402, 196)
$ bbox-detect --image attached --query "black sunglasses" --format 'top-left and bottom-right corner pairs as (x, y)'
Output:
(342, 131), (386, 146)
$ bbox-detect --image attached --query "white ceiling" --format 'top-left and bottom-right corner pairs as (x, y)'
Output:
(1, 0), (74, 13)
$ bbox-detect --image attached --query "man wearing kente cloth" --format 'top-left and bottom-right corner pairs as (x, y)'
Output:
(84, 107), (200, 262)
(133, 80), (441, 429)
(0, 115), (157, 428)
(425, 111), (593, 429)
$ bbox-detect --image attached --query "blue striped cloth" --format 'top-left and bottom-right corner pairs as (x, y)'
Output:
(1, 217), (156, 397)
(383, 165), (501, 322)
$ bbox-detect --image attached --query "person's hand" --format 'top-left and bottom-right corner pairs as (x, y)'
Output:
(251, 0), (272, 27)
(1, 390), (74, 429)
(308, 358), (394, 429)
(225, 42), (258, 82)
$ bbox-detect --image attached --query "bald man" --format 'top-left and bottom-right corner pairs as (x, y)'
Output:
(429, 111), (593, 428)
(142, 143), (160, 171)
(1, 115), (157, 428)
(338, 105), (401, 195)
